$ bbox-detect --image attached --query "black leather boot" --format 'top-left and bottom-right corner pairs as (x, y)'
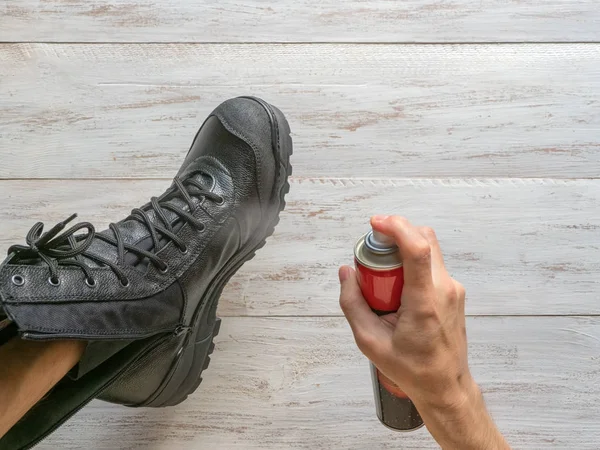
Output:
(0, 97), (292, 449)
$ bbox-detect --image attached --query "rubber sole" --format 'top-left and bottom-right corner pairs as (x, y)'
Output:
(146, 98), (293, 407)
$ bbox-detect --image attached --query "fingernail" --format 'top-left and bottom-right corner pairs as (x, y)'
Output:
(339, 266), (350, 282)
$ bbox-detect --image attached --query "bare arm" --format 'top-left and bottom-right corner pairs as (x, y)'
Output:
(339, 215), (509, 449)
(0, 338), (85, 438)
(419, 381), (508, 449)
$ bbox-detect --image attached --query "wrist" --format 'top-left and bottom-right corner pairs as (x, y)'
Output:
(415, 377), (509, 450)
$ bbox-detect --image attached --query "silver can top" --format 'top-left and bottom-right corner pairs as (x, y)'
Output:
(355, 230), (402, 271)
(365, 230), (397, 254)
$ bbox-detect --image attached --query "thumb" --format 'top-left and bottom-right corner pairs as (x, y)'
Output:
(339, 266), (393, 360)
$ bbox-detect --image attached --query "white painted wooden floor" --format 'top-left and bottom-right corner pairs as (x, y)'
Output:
(1, 2), (600, 449)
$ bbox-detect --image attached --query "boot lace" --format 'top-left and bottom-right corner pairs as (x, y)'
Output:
(7, 173), (223, 287)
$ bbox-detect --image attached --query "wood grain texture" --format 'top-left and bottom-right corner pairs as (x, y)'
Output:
(2, 43), (600, 179)
(35, 316), (600, 449)
(2, 1), (600, 43)
(2, 178), (599, 316)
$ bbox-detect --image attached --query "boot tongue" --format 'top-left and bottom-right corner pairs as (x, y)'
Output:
(83, 172), (214, 269)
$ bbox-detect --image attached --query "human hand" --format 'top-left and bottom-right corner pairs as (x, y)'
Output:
(339, 215), (509, 450)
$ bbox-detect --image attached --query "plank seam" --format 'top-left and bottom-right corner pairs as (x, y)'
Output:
(0, 177), (598, 184)
(290, 178), (593, 187)
(3, 41), (600, 45)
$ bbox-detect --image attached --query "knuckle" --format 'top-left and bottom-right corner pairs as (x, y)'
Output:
(392, 216), (410, 225)
(338, 293), (349, 312)
(410, 239), (432, 262)
(454, 281), (466, 299)
(420, 226), (437, 242)
(444, 281), (459, 303)
(339, 287), (359, 308)
(339, 294), (359, 318)
(390, 216), (411, 230)
(416, 303), (439, 321)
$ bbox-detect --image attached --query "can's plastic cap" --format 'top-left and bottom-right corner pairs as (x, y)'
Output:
(365, 230), (397, 253)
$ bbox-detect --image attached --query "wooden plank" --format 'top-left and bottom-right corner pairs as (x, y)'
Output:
(1, 44), (600, 179)
(2, 1), (600, 43)
(35, 316), (600, 449)
(1, 178), (599, 316)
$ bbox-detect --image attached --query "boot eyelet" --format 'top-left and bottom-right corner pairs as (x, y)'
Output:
(204, 173), (216, 189)
(48, 277), (61, 287)
(121, 280), (130, 288)
(85, 278), (97, 288)
(159, 265), (169, 274)
(11, 275), (25, 286)
(215, 197), (225, 206)
(180, 246), (189, 255)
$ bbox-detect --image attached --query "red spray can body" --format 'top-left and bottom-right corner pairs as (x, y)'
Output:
(354, 229), (424, 431)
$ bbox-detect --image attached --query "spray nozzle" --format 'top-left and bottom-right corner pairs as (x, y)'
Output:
(365, 229), (397, 254)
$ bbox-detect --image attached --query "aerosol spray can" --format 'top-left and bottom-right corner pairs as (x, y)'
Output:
(354, 228), (424, 431)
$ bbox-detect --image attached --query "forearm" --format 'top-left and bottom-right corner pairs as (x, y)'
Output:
(0, 338), (85, 438)
(417, 380), (510, 450)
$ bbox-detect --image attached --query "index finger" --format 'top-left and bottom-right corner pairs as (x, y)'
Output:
(371, 215), (435, 295)
(417, 226), (448, 284)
